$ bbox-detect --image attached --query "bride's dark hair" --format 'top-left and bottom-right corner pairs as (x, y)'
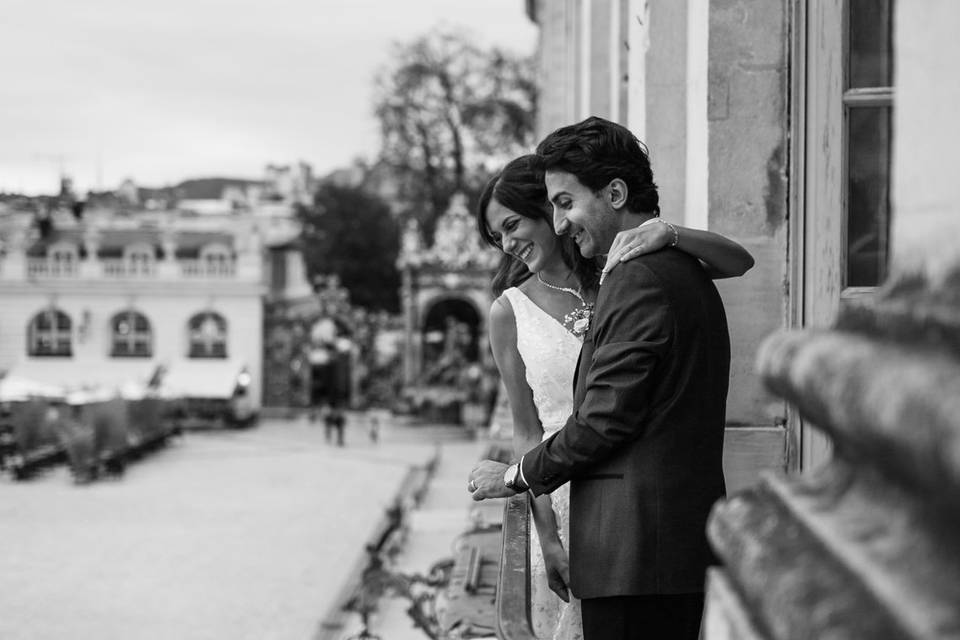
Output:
(476, 155), (600, 296)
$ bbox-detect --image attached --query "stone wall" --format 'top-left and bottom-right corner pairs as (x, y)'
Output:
(709, 0), (790, 428)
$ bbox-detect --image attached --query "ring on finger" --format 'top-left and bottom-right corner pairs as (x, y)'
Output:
(468, 480), (477, 492)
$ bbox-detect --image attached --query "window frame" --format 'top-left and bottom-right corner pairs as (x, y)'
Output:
(110, 309), (153, 358)
(805, 0), (896, 320)
(27, 308), (73, 357)
(199, 243), (233, 277)
(47, 242), (79, 277)
(188, 311), (228, 359)
(800, 0), (895, 470)
(841, 0), (895, 293)
(123, 243), (156, 277)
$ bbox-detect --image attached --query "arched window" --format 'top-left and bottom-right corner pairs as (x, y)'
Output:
(28, 308), (72, 357)
(111, 310), (152, 357)
(188, 312), (227, 358)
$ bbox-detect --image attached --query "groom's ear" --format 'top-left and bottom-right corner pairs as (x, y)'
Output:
(607, 178), (628, 210)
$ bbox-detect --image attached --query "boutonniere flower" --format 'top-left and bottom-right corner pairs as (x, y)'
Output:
(564, 304), (594, 338)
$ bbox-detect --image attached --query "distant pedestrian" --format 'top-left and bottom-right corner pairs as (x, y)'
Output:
(367, 411), (380, 444)
(319, 403), (334, 442)
(325, 406), (346, 447)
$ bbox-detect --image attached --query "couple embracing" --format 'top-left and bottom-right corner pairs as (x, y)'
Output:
(468, 116), (752, 639)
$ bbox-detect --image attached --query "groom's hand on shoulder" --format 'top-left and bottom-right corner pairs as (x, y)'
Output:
(468, 459), (518, 501)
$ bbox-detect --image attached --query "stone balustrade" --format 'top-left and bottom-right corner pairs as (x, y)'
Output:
(704, 271), (960, 639)
(22, 256), (239, 280)
(179, 258), (236, 278)
(26, 258), (80, 279)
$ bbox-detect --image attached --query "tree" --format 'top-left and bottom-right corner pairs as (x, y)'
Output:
(297, 182), (401, 312)
(374, 29), (537, 239)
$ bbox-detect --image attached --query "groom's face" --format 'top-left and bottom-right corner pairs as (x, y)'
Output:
(545, 170), (619, 259)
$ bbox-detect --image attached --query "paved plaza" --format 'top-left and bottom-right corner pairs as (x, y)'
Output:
(0, 415), (484, 640)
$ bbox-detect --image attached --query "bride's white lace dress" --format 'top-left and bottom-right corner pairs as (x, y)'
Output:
(503, 287), (584, 640)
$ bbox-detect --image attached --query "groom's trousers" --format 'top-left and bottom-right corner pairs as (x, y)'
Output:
(580, 593), (704, 640)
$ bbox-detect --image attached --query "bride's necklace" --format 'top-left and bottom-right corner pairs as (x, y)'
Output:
(537, 273), (594, 337)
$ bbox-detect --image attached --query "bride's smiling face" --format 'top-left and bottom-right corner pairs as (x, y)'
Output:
(484, 198), (562, 273)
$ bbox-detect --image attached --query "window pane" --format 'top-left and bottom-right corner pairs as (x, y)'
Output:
(847, 106), (892, 287)
(848, 0), (894, 88)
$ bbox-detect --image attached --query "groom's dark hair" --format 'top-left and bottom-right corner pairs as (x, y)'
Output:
(535, 116), (660, 216)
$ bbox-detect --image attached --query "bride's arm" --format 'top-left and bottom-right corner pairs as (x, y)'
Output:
(489, 297), (571, 602)
(603, 219), (754, 282)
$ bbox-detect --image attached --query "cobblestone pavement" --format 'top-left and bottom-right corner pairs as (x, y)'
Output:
(0, 415), (472, 640)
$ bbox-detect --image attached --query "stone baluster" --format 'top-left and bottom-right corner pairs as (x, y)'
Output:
(703, 272), (960, 639)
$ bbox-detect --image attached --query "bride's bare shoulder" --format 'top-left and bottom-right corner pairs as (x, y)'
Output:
(491, 291), (515, 322)
(489, 293), (518, 354)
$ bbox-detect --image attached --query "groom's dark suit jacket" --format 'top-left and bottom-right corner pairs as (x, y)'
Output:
(521, 248), (730, 599)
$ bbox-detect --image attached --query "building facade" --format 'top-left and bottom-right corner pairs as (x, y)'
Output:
(0, 208), (265, 402)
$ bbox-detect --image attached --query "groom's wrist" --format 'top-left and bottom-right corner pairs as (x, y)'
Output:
(504, 459), (529, 493)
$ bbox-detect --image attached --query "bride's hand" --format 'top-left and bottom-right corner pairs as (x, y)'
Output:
(601, 219), (673, 284)
(541, 539), (571, 602)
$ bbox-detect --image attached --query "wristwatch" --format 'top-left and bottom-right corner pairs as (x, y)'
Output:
(503, 463), (527, 493)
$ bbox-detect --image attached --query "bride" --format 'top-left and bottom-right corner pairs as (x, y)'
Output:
(475, 155), (753, 639)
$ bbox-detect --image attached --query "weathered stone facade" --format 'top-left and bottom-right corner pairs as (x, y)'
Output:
(705, 2), (960, 637)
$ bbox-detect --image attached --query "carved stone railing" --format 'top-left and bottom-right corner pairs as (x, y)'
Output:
(22, 257), (237, 280)
(101, 259), (157, 278)
(704, 272), (960, 639)
(27, 258), (79, 278)
(180, 258), (236, 278)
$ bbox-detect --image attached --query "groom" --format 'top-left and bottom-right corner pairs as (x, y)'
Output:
(468, 116), (730, 639)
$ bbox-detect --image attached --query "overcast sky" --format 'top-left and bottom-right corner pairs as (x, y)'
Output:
(0, 0), (537, 195)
